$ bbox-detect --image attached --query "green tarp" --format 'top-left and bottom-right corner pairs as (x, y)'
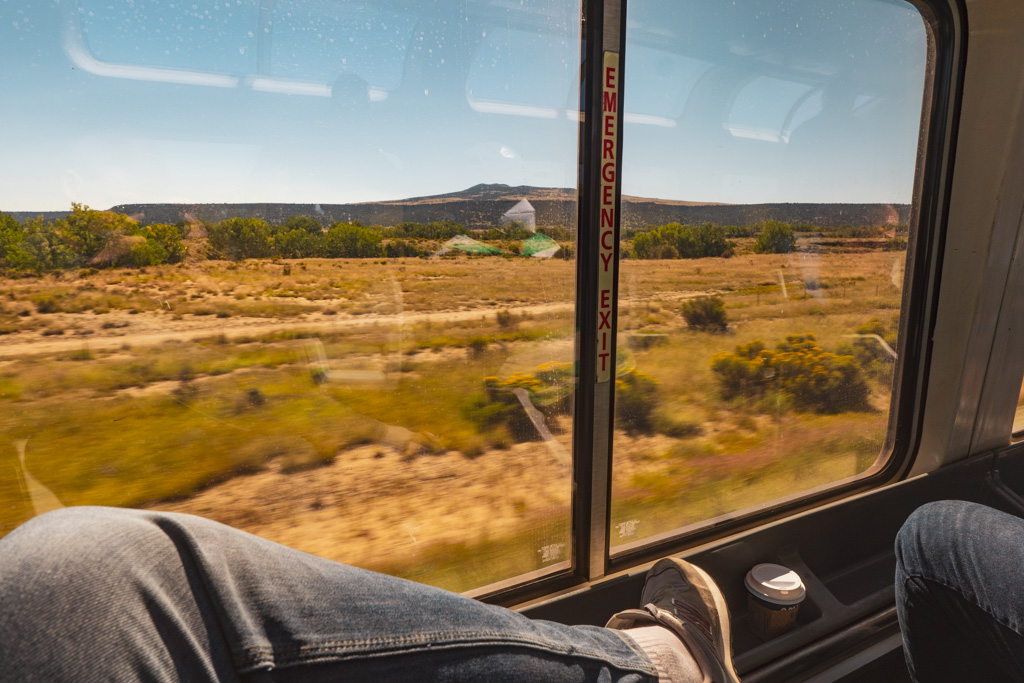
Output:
(437, 235), (505, 255)
(521, 233), (561, 258)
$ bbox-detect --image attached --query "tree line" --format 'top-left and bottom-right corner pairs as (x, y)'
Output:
(0, 204), (187, 273)
(626, 220), (804, 259)
(0, 206), (577, 273)
(625, 219), (907, 260)
(0, 205), (904, 274)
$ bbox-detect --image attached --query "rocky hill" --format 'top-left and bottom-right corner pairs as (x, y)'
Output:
(11, 184), (910, 230)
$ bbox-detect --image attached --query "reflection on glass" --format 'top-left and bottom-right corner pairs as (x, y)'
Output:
(611, 0), (925, 551)
(0, 0), (579, 593)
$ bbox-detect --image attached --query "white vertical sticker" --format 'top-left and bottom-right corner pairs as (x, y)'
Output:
(597, 51), (619, 383)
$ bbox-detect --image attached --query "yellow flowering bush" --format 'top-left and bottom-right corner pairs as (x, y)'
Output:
(711, 334), (869, 413)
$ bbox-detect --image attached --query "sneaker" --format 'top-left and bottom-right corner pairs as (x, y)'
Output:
(607, 557), (739, 683)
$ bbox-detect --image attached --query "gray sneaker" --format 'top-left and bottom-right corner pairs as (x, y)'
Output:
(607, 557), (739, 683)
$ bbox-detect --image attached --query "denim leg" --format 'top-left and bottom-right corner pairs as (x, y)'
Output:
(0, 507), (657, 683)
(895, 500), (1024, 682)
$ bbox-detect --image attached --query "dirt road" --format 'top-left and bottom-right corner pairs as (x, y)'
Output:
(0, 291), (706, 359)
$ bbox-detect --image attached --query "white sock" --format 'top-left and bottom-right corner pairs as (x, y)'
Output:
(625, 625), (705, 683)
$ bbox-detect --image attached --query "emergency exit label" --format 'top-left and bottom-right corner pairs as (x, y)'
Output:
(597, 51), (619, 383)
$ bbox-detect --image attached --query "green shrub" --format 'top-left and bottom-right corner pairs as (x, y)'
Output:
(711, 334), (869, 413)
(753, 221), (796, 254)
(710, 340), (768, 400)
(615, 369), (660, 434)
(682, 296), (728, 332)
(843, 317), (899, 382)
(462, 363), (575, 443)
(651, 413), (702, 438)
(632, 223), (731, 260)
(33, 295), (60, 314)
(831, 224), (884, 238)
(467, 336), (488, 357)
(383, 239), (426, 258)
(122, 239), (169, 268)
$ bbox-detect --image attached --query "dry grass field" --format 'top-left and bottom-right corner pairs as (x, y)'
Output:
(0, 242), (905, 591)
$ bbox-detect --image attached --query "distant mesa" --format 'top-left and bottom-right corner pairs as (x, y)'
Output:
(9, 184), (910, 229)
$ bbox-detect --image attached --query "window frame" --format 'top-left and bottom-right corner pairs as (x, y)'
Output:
(478, 0), (966, 607)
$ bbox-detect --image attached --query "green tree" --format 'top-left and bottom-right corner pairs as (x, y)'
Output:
(322, 223), (382, 258)
(6, 218), (74, 273)
(208, 218), (273, 260)
(281, 215), (324, 235)
(141, 224), (187, 264)
(53, 204), (138, 265)
(0, 212), (25, 268)
(753, 220), (796, 254)
(274, 228), (321, 259)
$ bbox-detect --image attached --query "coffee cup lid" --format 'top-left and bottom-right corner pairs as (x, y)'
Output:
(745, 563), (806, 605)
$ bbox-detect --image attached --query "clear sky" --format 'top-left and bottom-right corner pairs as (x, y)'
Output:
(0, 0), (926, 212)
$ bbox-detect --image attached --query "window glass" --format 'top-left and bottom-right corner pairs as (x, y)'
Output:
(0, 0), (579, 593)
(611, 0), (925, 551)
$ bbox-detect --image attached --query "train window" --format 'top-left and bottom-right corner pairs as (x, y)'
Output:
(610, 0), (927, 552)
(0, 0), (580, 593)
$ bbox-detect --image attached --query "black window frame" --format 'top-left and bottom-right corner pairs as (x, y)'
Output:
(477, 0), (966, 608)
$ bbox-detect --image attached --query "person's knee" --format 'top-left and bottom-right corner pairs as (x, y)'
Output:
(0, 506), (170, 585)
(895, 500), (974, 576)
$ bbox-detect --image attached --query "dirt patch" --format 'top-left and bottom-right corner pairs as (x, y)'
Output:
(145, 441), (572, 569)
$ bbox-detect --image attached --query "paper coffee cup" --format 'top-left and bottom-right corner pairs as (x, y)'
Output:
(745, 563), (806, 640)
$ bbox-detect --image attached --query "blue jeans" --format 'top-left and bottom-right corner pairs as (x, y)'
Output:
(0, 507), (656, 682)
(896, 500), (1024, 682)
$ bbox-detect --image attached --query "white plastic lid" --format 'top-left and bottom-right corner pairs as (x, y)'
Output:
(745, 563), (806, 605)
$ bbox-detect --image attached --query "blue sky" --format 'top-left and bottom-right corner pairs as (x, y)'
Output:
(0, 0), (926, 212)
